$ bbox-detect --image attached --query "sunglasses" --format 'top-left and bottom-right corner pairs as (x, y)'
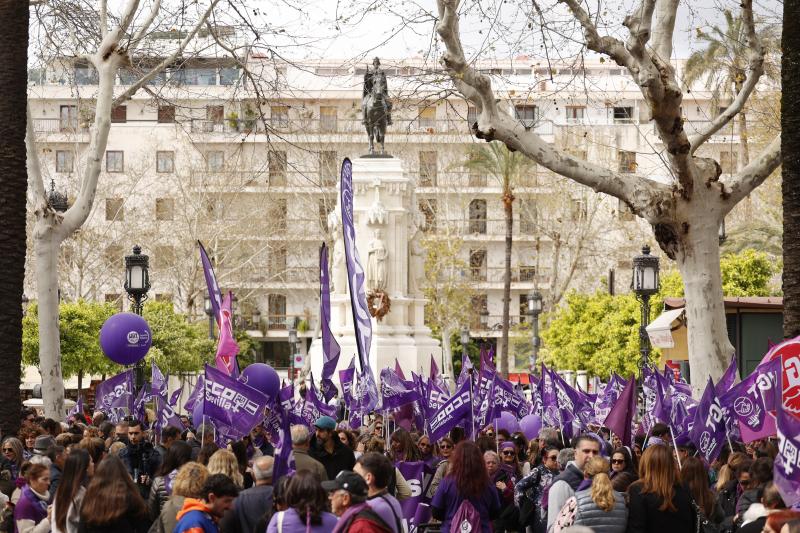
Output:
(419, 443), (431, 448)
(2, 448), (13, 453)
(546, 455), (558, 461)
(486, 433), (495, 437)
(501, 451), (515, 456)
(611, 459), (625, 465)
(440, 444), (453, 449)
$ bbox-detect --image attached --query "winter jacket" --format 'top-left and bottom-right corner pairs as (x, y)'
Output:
(174, 499), (217, 533)
(13, 486), (49, 533)
(570, 488), (628, 533)
(625, 481), (695, 533)
(307, 436), (355, 481)
(331, 503), (393, 533)
(76, 508), (150, 533)
(291, 450), (328, 482)
(119, 442), (161, 500)
(736, 487), (762, 518)
(151, 496), (185, 533)
(227, 484), (273, 533)
(546, 463), (585, 531)
(148, 475), (170, 521)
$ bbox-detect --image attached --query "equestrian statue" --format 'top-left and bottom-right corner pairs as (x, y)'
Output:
(362, 57), (393, 155)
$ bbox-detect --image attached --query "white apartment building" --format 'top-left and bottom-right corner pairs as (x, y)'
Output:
(26, 41), (743, 370)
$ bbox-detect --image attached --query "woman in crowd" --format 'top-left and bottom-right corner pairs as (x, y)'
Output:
(148, 440), (192, 520)
(266, 470), (337, 533)
(626, 444), (695, 533)
(680, 456), (724, 526)
(485, 451), (514, 506)
(228, 440), (253, 489)
(196, 443), (219, 466)
(499, 442), (522, 483)
(515, 445), (561, 533)
(53, 449), (93, 533)
(609, 447), (638, 492)
(151, 462), (208, 533)
(363, 437), (412, 500)
(2, 438), (25, 479)
(78, 455), (149, 533)
(736, 457), (773, 521)
(431, 441), (500, 533)
(337, 430), (356, 452)
(207, 449), (244, 489)
(19, 429), (41, 461)
(417, 435), (438, 469)
(13, 463), (51, 533)
(75, 438), (105, 467)
(389, 428), (421, 463)
(553, 456), (627, 533)
(428, 437), (454, 497)
(521, 439), (539, 476)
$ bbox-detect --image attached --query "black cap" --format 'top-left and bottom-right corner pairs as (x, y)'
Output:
(321, 470), (368, 496)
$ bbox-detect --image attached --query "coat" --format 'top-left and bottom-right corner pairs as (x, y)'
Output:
(571, 488), (628, 533)
(625, 482), (695, 533)
(76, 509), (150, 533)
(291, 450), (328, 482)
(308, 436), (355, 481)
(151, 496), (185, 533)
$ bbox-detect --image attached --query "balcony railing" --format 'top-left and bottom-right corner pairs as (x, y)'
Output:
(470, 314), (525, 331)
(264, 313), (315, 331)
(467, 266), (538, 283)
(188, 117), (478, 135)
(33, 118), (90, 134)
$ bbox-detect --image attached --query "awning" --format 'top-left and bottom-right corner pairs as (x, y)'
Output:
(646, 308), (685, 349)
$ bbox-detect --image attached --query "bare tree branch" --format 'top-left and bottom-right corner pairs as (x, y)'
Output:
(557, 0), (635, 70)
(25, 105), (49, 215)
(100, 0), (107, 39)
(723, 135), (781, 207)
(130, 0), (162, 45)
(650, 0), (679, 60)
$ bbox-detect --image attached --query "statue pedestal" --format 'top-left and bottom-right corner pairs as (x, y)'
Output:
(309, 156), (441, 382)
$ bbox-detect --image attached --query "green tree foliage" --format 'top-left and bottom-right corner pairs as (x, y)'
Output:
(23, 300), (215, 377)
(538, 249), (778, 378)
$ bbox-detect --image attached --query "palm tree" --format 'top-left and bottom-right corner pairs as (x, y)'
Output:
(683, 10), (779, 168)
(0, 1), (29, 437)
(463, 142), (536, 378)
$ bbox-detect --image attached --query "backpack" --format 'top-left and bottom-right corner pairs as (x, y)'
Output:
(450, 499), (481, 533)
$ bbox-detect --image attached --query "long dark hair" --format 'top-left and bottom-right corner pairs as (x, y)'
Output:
(681, 456), (716, 517)
(284, 470), (328, 525)
(390, 428), (421, 462)
(636, 444), (678, 512)
(447, 441), (490, 499)
(55, 449), (91, 532)
(80, 455), (147, 525)
(156, 440), (192, 477)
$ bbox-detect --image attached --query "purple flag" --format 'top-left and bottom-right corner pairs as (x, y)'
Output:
(319, 244), (341, 402)
(428, 378), (472, 442)
(775, 406), (800, 508)
(95, 370), (135, 423)
(715, 354), (739, 396)
(271, 387), (296, 485)
(298, 376), (337, 426)
(651, 371), (672, 424)
(184, 376), (205, 412)
(198, 241), (223, 324)
(68, 396), (84, 420)
(757, 357), (782, 412)
(670, 397), (693, 435)
(719, 371), (768, 432)
(154, 393), (183, 433)
(689, 378), (727, 464)
(339, 358), (356, 408)
(380, 368), (422, 410)
(152, 361), (168, 399)
(203, 365), (269, 437)
(169, 389), (181, 408)
(430, 355), (447, 393)
(540, 365), (559, 427)
(424, 378), (450, 418)
(352, 367), (379, 417)
(396, 461), (427, 522)
(489, 377), (531, 420)
(132, 386), (147, 424)
(604, 375), (636, 446)
(473, 363), (496, 430)
(456, 351), (473, 388)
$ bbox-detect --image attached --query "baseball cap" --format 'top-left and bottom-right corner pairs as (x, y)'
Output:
(321, 470), (368, 496)
(314, 416), (337, 430)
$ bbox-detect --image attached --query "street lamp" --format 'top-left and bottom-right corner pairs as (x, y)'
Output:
(631, 245), (660, 378)
(124, 245), (150, 392)
(251, 308), (262, 330)
(527, 290), (543, 370)
(47, 179), (68, 213)
(204, 296), (215, 340)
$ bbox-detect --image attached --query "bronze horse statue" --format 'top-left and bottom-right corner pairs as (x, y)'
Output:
(364, 73), (389, 154)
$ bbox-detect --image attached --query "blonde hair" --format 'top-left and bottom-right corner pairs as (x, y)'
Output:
(207, 449), (244, 488)
(172, 462), (208, 498)
(585, 456), (616, 512)
(715, 464), (733, 491)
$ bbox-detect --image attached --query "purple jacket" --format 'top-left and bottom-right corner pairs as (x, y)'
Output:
(14, 486), (48, 533)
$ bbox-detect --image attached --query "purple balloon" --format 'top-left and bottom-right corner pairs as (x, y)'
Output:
(519, 414), (543, 440)
(239, 363), (280, 401)
(496, 411), (520, 434)
(99, 313), (152, 365)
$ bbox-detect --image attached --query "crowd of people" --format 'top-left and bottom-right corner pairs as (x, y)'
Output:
(1, 409), (797, 533)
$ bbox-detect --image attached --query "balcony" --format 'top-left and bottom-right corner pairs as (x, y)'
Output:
(188, 117), (476, 136)
(32, 118), (90, 140)
(469, 314), (525, 332)
(264, 313), (315, 331)
(467, 266), (538, 284)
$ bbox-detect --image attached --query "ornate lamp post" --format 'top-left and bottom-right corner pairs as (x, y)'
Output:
(124, 245), (150, 391)
(204, 296), (215, 339)
(47, 179), (68, 213)
(527, 290), (543, 370)
(631, 245), (660, 379)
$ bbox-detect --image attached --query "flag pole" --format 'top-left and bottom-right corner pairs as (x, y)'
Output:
(669, 426), (682, 470)
(468, 368), (476, 438)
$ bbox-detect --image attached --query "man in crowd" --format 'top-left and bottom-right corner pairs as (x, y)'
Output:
(174, 474), (239, 533)
(309, 415), (355, 481)
(354, 452), (404, 533)
(325, 470), (393, 533)
(291, 425), (328, 481)
(547, 434), (601, 532)
(119, 419), (161, 499)
(220, 456), (274, 533)
(115, 421), (129, 444)
(156, 425), (182, 457)
(45, 444), (65, 500)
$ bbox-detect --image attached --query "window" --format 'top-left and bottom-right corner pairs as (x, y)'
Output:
(470, 294), (489, 329)
(219, 67), (240, 86)
(56, 150), (74, 173)
(613, 106), (633, 123)
(418, 151), (438, 186)
(570, 198), (587, 221)
(274, 198), (287, 231)
(319, 151), (338, 186)
(106, 151), (124, 172)
(105, 198), (124, 221)
(418, 106), (436, 130)
(519, 198), (537, 234)
(111, 105), (127, 123)
(207, 105), (224, 124)
(156, 151), (174, 173)
(520, 265), (536, 282)
(206, 151), (224, 172)
(269, 247), (287, 278)
(269, 151), (287, 185)
(176, 67), (217, 86)
(155, 198), (174, 221)
(419, 199), (437, 232)
(618, 198), (634, 221)
(157, 105), (175, 123)
(469, 199), (487, 234)
(318, 199), (330, 232)
(320, 106), (337, 132)
(105, 293), (123, 312)
(267, 294), (287, 329)
(75, 65), (98, 85)
(618, 151), (637, 173)
(469, 249), (487, 281)
(270, 106), (289, 128)
(467, 106), (478, 126)
(565, 106), (585, 123)
(515, 105), (539, 128)
(720, 150), (738, 174)
(466, 152), (486, 187)
(59, 105), (78, 132)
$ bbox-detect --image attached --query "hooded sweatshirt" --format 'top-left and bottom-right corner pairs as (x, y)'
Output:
(174, 498), (217, 533)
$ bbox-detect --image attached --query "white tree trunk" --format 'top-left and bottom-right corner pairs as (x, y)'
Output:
(35, 231), (65, 418)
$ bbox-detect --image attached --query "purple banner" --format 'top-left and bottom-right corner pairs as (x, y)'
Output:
(715, 354), (739, 396)
(184, 376), (204, 413)
(203, 365), (269, 437)
(154, 393), (183, 433)
(380, 368), (421, 410)
(689, 377), (727, 464)
(271, 385), (296, 485)
(198, 241), (223, 323)
(152, 361), (167, 399)
(540, 365), (559, 427)
(319, 243), (341, 402)
(68, 396), (84, 420)
(719, 371), (768, 432)
(428, 378), (472, 442)
(95, 370), (134, 423)
(488, 377), (531, 420)
(603, 376), (636, 446)
(297, 376), (337, 427)
(775, 407), (800, 508)
(396, 461), (427, 526)
(339, 358), (356, 408)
